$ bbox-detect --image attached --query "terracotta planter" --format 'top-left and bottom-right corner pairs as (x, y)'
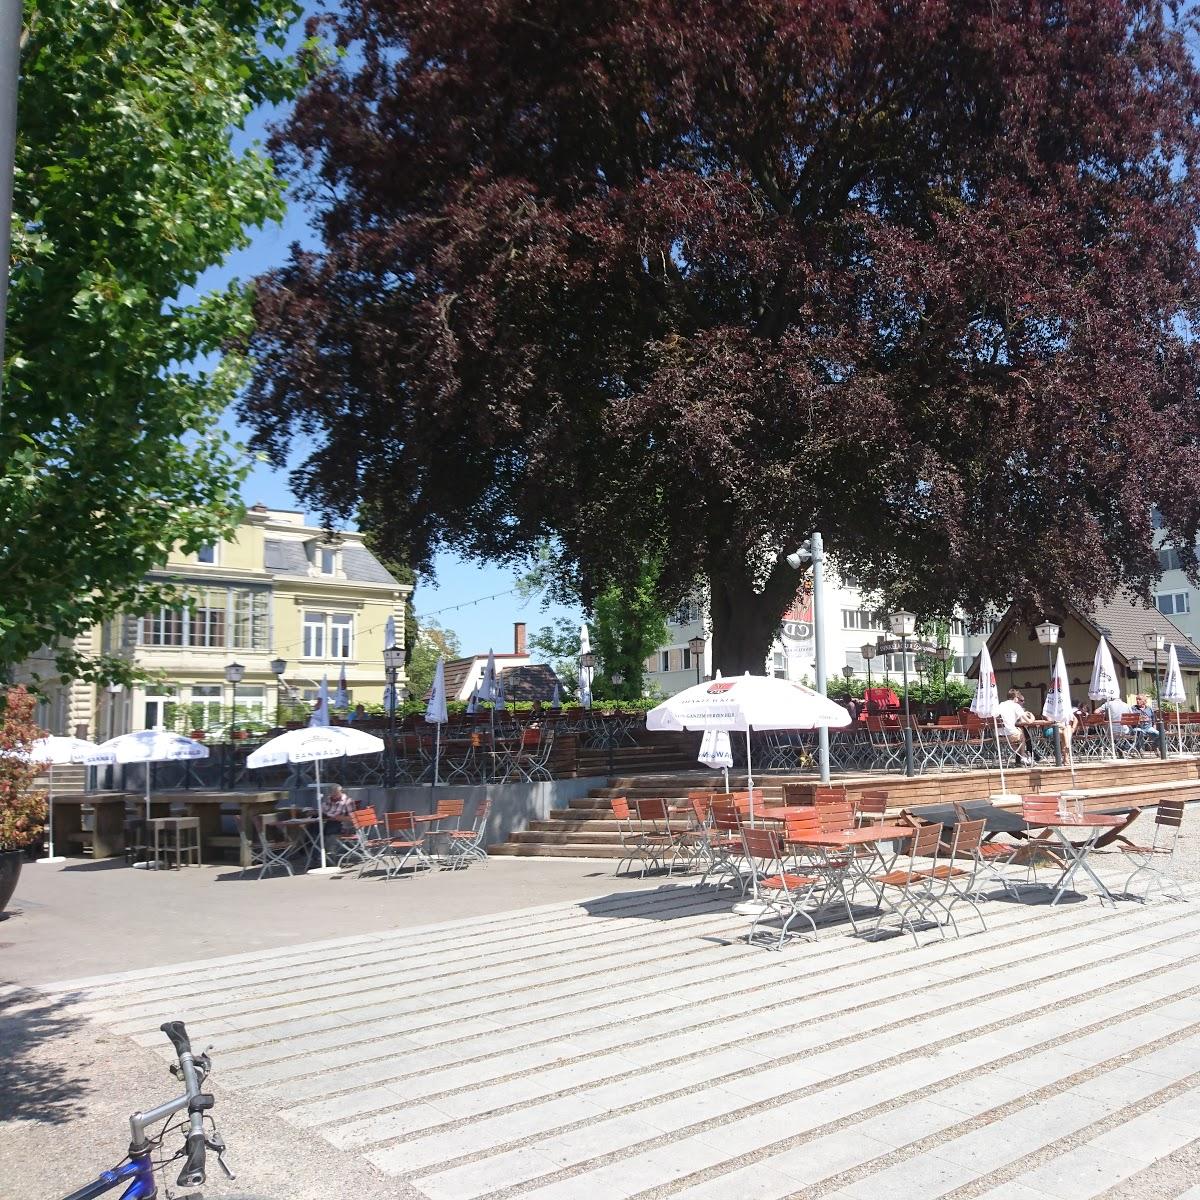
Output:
(0, 850), (23, 915)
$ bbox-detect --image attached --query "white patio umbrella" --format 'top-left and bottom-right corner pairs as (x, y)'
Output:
(1088, 636), (1121, 760)
(97, 730), (209, 822)
(494, 669), (507, 712)
(970, 643), (1010, 797)
(478, 651), (498, 703)
(466, 688), (479, 715)
(246, 725), (385, 873)
(27, 736), (116, 863)
(647, 674), (850, 824)
(1042, 647), (1078, 787)
(384, 614), (396, 650)
(425, 656), (449, 786)
(334, 664), (349, 711)
(308, 674), (330, 727)
(549, 682), (562, 709)
(1162, 643), (1187, 755)
(697, 727), (733, 792)
(579, 624), (593, 710)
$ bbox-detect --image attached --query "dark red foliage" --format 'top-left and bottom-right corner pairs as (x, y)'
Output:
(244, 0), (1200, 672)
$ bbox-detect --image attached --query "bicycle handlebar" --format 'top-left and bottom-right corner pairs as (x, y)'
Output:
(157, 1021), (209, 1188)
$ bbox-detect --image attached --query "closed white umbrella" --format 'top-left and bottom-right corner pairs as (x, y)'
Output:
(1163, 643), (1187, 755)
(970, 643), (1010, 797)
(478, 651), (498, 703)
(246, 725), (385, 873)
(425, 656), (448, 785)
(97, 730), (209, 823)
(334, 664), (349, 711)
(466, 688), (479, 715)
(1042, 647), (1077, 786)
(308, 675), (330, 727)
(494, 669), (507, 712)
(1088, 636), (1121, 760)
(27, 736), (116, 863)
(697, 727), (733, 792)
(647, 674), (850, 824)
(579, 625), (593, 710)
(550, 682), (562, 709)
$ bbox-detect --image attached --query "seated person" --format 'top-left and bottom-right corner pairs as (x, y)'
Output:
(320, 783), (358, 843)
(996, 688), (1036, 766)
(1098, 695), (1136, 756)
(1131, 694), (1160, 755)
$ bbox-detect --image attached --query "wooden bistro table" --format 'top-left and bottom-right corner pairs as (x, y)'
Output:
(153, 791), (287, 868)
(1022, 813), (1129, 906)
(50, 794), (130, 859)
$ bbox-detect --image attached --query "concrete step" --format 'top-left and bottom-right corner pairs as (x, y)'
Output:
(487, 842), (623, 858)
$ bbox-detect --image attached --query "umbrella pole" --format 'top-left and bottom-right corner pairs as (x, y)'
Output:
(992, 719), (1008, 795)
(1176, 711), (1183, 757)
(315, 758), (327, 871)
(1108, 719), (1117, 762)
(433, 723), (441, 790)
(44, 764), (55, 860)
(745, 728), (755, 826)
(144, 766), (151, 823)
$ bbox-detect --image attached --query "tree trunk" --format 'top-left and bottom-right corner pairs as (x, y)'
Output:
(708, 563), (798, 677)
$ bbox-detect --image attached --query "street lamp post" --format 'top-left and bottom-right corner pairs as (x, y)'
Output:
(889, 611), (917, 776)
(860, 643), (876, 712)
(1130, 655), (1144, 696)
(270, 657), (287, 727)
(1035, 621), (1062, 766)
(786, 531), (830, 784)
(688, 635), (706, 685)
(1143, 632), (1168, 760)
(383, 644), (404, 787)
(224, 661), (245, 790)
(1004, 648), (1018, 693)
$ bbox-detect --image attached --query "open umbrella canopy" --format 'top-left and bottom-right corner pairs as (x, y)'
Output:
(647, 675), (851, 732)
(98, 730), (209, 763)
(28, 736), (115, 766)
(246, 725), (384, 768)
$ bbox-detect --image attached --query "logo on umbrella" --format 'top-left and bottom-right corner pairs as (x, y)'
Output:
(706, 681), (735, 694)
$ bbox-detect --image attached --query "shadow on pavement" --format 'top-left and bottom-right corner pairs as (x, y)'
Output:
(0, 989), (90, 1125)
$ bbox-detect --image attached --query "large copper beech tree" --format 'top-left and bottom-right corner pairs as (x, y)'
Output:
(245, 1), (1200, 674)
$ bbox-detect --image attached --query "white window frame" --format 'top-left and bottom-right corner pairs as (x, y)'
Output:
(1155, 592), (1190, 616)
(659, 650), (670, 672)
(330, 613), (353, 659)
(319, 546), (338, 575)
(303, 612), (327, 658)
(197, 543), (218, 565)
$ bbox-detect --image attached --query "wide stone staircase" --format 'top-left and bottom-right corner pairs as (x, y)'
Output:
(488, 770), (772, 859)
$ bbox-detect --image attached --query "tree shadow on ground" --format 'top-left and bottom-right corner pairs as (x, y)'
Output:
(0, 989), (91, 1125)
(578, 882), (738, 921)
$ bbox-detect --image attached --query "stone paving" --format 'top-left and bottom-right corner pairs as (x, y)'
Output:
(25, 863), (1200, 1200)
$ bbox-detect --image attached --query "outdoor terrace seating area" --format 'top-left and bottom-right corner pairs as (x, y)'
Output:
(610, 787), (1190, 950)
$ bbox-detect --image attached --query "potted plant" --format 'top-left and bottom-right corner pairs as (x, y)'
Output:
(0, 686), (49, 913)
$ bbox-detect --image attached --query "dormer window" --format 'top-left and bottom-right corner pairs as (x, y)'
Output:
(197, 543), (217, 565)
(319, 547), (337, 575)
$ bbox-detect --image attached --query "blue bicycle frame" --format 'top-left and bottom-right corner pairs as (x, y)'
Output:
(61, 1155), (157, 1200)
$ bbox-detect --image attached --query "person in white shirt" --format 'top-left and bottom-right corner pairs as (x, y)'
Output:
(996, 688), (1036, 765)
(1099, 696), (1136, 756)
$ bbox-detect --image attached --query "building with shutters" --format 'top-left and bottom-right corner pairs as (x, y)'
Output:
(13, 505), (410, 738)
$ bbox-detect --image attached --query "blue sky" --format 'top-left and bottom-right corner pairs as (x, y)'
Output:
(198, 10), (580, 656)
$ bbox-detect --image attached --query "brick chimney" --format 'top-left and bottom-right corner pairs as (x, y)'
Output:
(514, 621), (527, 655)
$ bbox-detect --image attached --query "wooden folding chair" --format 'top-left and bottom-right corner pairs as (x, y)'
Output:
(1120, 800), (1187, 902)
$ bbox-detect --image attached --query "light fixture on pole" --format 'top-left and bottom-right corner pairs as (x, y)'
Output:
(1130, 655), (1144, 693)
(888, 610), (917, 776)
(1003, 648), (1018, 692)
(688, 635), (706, 685)
(859, 642), (876, 706)
(1143, 631), (1168, 759)
(270, 657), (287, 726)
(223, 661), (246, 789)
(1035, 621), (1062, 766)
(841, 664), (854, 680)
(382, 644), (404, 786)
(934, 645), (953, 713)
(786, 532), (830, 784)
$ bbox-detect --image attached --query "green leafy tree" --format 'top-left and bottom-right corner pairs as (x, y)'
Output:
(0, 0), (309, 683)
(407, 620), (461, 700)
(591, 564), (670, 702)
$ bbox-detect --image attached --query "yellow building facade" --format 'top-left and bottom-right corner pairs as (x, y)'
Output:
(19, 505), (411, 738)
